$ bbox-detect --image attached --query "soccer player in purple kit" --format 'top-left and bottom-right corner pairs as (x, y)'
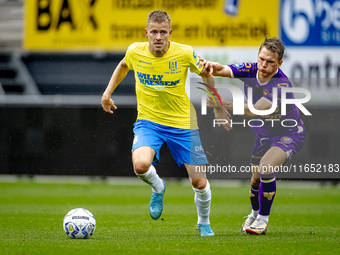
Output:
(200, 37), (306, 235)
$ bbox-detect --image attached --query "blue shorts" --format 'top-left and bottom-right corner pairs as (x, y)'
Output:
(251, 132), (306, 165)
(132, 119), (208, 167)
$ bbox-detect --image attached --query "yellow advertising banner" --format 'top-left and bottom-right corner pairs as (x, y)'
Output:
(24, 0), (279, 51)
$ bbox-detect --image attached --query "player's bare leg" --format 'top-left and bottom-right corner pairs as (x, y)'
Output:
(246, 146), (286, 235)
(133, 146), (166, 220)
(186, 164), (215, 236)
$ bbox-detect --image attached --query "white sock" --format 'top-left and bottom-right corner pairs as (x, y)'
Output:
(192, 180), (211, 225)
(135, 165), (164, 193)
(257, 214), (269, 224)
(251, 209), (259, 218)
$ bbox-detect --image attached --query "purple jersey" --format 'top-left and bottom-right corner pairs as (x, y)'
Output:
(228, 62), (305, 137)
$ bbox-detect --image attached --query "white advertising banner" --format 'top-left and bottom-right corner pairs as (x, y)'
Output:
(188, 47), (340, 106)
(280, 47), (340, 105)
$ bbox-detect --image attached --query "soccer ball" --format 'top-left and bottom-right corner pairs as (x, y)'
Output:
(63, 208), (96, 239)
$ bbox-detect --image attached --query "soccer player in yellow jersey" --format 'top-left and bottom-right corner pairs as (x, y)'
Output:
(101, 10), (230, 236)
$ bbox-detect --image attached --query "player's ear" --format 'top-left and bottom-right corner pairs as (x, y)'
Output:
(169, 29), (172, 36)
(145, 28), (148, 37)
(278, 60), (283, 67)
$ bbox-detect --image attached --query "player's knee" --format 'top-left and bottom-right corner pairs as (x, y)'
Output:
(191, 178), (207, 189)
(259, 161), (275, 174)
(133, 160), (151, 175)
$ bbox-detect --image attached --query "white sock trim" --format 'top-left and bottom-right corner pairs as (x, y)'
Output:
(257, 214), (269, 224)
(136, 165), (164, 193)
(251, 209), (259, 218)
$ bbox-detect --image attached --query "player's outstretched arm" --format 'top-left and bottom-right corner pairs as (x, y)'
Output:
(102, 58), (130, 114)
(200, 73), (232, 131)
(199, 58), (232, 77)
(207, 94), (232, 111)
(243, 97), (273, 117)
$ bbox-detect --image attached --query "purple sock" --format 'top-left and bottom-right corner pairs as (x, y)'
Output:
(259, 173), (276, 216)
(250, 185), (259, 211)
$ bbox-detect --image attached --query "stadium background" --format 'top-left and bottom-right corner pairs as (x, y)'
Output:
(0, 0), (339, 180)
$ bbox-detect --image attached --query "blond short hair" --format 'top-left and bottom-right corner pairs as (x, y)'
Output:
(147, 10), (171, 28)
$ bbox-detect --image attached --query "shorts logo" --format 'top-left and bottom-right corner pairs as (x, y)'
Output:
(169, 61), (177, 71)
(195, 145), (203, 152)
(233, 63), (244, 69)
(286, 150), (292, 159)
(280, 136), (292, 144)
(133, 135), (138, 144)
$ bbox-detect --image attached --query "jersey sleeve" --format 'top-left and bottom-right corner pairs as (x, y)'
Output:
(124, 43), (135, 70)
(188, 48), (203, 75)
(228, 62), (254, 80)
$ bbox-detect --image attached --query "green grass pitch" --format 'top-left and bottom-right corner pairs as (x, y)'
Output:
(0, 179), (339, 255)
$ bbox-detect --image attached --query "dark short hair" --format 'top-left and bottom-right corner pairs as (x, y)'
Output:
(259, 37), (285, 61)
(147, 10), (171, 28)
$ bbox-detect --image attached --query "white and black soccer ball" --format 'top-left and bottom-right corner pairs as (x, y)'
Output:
(63, 208), (96, 239)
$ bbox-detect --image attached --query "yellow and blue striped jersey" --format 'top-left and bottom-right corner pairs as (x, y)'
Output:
(125, 41), (203, 129)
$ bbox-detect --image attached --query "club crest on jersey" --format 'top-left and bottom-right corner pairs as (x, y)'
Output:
(280, 137), (292, 144)
(169, 61), (177, 71)
(233, 63), (244, 69)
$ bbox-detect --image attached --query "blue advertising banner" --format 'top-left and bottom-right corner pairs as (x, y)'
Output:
(281, 0), (340, 46)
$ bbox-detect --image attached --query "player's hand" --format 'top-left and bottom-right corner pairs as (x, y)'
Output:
(101, 95), (117, 114)
(199, 58), (214, 75)
(213, 107), (232, 131)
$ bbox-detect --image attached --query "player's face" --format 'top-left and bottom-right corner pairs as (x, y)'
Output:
(145, 22), (172, 57)
(257, 47), (283, 79)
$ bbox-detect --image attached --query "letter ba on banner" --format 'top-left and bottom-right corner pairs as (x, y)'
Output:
(24, 0), (279, 51)
(25, 0), (104, 51)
